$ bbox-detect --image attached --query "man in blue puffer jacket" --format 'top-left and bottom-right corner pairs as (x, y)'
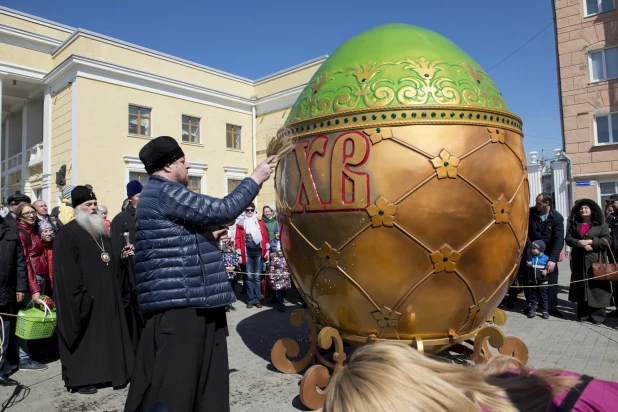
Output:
(124, 136), (275, 412)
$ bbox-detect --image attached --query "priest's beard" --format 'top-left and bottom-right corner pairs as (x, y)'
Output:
(75, 207), (108, 238)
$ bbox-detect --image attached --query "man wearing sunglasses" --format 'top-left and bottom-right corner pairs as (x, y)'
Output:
(125, 136), (275, 412)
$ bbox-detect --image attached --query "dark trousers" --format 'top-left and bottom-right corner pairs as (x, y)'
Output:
(275, 290), (287, 307)
(547, 265), (559, 311)
(527, 270), (548, 313)
(0, 305), (10, 376)
(124, 307), (229, 412)
(577, 301), (606, 323)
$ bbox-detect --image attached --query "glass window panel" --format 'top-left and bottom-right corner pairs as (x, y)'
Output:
(234, 134), (241, 149)
(129, 172), (149, 186)
(182, 124), (189, 141)
(226, 132), (233, 148)
(140, 107), (151, 117)
(605, 48), (618, 79)
(182, 115), (189, 124)
(188, 176), (201, 193)
(129, 105), (139, 115)
(129, 115), (138, 134)
(140, 118), (150, 136)
(600, 182), (616, 195)
(227, 179), (242, 194)
(190, 127), (198, 142)
(586, 0), (599, 14)
(612, 113), (618, 143)
(597, 115), (610, 143)
(590, 51), (604, 81)
(601, 0), (615, 12)
(191, 118), (199, 126)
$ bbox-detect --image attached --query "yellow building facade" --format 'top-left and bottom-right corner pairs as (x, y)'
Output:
(0, 6), (325, 213)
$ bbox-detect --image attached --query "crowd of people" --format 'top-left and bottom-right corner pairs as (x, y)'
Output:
(507, 193), (618, 326)
(0, 134), (280, 412)
(0, 131), (617, 411)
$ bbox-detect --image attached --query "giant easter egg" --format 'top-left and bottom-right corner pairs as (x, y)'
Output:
(275, 24), (528, 352)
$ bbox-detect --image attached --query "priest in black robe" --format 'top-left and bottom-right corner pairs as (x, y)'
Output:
(53, 186), (134, 395)
(110, 180), (144, 353)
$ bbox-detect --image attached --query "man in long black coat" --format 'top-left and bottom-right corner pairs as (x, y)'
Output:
(110, 180), (144, 353)
(0, 215), (27, 386)
(527, 193), (565, 317)
(53, 186), (134, 395)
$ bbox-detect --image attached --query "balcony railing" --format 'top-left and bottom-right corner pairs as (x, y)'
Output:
(27, 142), (43, 166)
(1, 142), (44, 173)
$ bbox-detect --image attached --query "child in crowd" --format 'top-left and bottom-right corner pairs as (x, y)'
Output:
(220, 229), (239, 312)
(38, 221), (55, 297)
(268, 228), (291, 312)
(526, 240), (549, 319)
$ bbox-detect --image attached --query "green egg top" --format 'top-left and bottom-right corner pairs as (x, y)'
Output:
(285, 24), (517, 130)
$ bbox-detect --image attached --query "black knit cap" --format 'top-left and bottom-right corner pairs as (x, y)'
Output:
(72, 185), (97, 208)
(139, 136), (185, 174)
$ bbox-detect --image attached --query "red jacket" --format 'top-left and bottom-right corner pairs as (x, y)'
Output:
(16, 222), (47, 294)
(235, 220), (269, 264)
(44, 244), (53, 285)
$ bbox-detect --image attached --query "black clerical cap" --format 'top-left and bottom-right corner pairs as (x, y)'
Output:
(139, 136), (185, 174)
(72, 185), (97, 208)
(7, 193), (31, 205)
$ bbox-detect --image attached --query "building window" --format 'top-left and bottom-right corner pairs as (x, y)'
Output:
(594, 113), (618, 144)
(129, 105), (151, 136)
(182, 115), (200, 143)
(226, 124), (242, 150)
(129, 171), (150, 186)
(600, 181), (618, 203)
(584, 0), (614, 16)
(589, 47), (618, 82)
(188, 176), (202, 194)
(227, 178), (243, 194)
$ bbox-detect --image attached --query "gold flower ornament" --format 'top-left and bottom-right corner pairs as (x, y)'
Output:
(366, 196), (397, 227)
(431, 150), (460, 179)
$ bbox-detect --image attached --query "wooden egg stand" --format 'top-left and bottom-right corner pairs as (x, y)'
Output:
(270, 307), (529, 410)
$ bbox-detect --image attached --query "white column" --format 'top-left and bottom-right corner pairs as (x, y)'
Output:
(4, 114), (9, 200)
(552, 160), (569, 229)
(42, 87), (52, 206)
(21, 103), (29, 196)
(527, 151), (542, 207)
(71, 78), (78, 184)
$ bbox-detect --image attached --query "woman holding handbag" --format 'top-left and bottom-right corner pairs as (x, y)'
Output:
(565, 198), (612, 324)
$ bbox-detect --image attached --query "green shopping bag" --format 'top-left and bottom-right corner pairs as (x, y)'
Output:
(15, 300), (57, 340)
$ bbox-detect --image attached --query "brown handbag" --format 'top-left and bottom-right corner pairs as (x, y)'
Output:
(591, 239), (618, 281)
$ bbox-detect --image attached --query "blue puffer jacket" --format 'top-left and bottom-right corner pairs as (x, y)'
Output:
(134, 175), (259, 314)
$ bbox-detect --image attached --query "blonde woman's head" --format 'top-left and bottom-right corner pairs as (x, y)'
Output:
(324, 342), (574, 412)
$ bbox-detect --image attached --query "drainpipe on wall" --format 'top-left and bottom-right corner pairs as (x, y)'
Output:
(251, 103), (257, 206)
(560, 151), (575, 209)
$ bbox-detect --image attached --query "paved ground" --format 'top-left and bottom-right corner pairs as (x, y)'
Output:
(3, 261), (618, 411)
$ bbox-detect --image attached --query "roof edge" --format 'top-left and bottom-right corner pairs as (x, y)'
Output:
(2, 6), (325, 86)
(254, 55), (328, 84)
(0, 6), (74, 33)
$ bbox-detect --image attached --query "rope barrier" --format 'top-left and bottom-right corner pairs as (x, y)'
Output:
(509, 270), (618, 288)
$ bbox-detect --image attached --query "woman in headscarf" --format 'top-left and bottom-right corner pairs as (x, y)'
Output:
(235, 202), (269, 308)
(565, 198), (612, 324)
